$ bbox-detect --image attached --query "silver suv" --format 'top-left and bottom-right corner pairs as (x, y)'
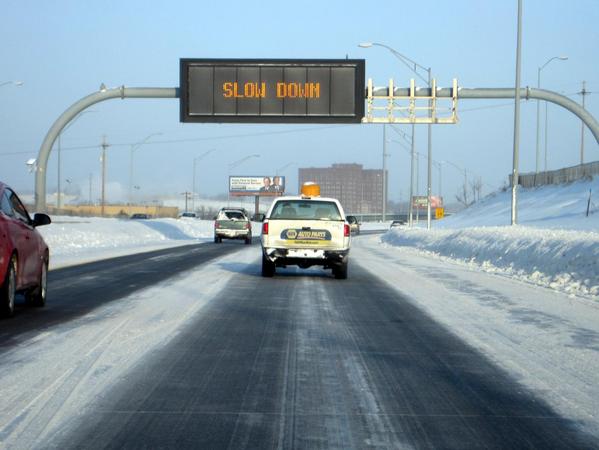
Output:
(214, 208), (252, 245)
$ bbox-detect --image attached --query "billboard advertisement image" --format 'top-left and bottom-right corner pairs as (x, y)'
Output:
(229, 176), (286, 196)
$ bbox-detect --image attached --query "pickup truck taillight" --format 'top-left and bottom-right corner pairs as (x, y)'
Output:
(344, 224), (350, 237)
(246, 222), (251, 229)
(262, 222), (269, 234)
(214, 222), (221, 229)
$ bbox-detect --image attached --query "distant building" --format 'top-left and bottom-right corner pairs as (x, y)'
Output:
(298, 163), (386, 214)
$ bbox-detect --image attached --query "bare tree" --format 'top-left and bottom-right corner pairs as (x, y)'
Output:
(455, 180), (471, 207)
(470, 177), (483, 203)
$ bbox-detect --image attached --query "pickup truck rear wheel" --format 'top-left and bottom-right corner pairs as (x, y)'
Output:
(214, 236), (222, 243)
(261, 254), (275, 277)
(333, 260), (348, 280)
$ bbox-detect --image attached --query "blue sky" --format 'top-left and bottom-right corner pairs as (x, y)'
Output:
(1, 0), (597, 205)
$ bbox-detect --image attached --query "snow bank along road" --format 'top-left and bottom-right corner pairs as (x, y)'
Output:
(1, 237), (598, 448)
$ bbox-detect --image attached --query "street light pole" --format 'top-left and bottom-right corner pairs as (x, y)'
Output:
(426, 67), (433, 230)
(511, 0), (523, 226)
(192, 149), (216, 212)
(129, 132), (162, 214)
(56, 110), (97, 209)
(358, 42), (432, 228)
(544, 102), (549, 172)
(433, 160), (443, 199)
(382, 124), (387, 221)
(276, 162), (296, 175)
(227, 154), (260, 206)
(580, 80), (588, 165)
(100, 136), (109, 217)
(409, 123), (415, 226)
(57, 133), (62, 210)
(535, 56), (568, 173)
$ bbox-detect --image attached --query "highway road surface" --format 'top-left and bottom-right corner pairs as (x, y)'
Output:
(0, 236), (597, 449)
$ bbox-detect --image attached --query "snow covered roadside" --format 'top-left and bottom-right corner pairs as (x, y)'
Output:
(382, 226), (599, 298)
(38, 216), (262, 269)
(380, 178), (599, 299)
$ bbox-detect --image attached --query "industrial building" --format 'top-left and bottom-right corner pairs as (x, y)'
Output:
(298, 163), (386, 214)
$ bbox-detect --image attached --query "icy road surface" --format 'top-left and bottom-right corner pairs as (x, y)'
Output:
(0, 237), (597, 448)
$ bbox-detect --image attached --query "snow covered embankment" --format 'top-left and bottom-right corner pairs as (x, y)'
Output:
(381, 226), (599, 298)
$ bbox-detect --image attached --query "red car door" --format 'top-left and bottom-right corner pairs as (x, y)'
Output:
(4, 189), (39, 288)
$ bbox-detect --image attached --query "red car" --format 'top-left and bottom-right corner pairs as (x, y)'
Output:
(0, 182), (51, 317)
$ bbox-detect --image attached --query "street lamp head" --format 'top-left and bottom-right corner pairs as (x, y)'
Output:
(25, 158), (37, 173)
(358, 42), (373, 48)
(558, 55), (568, 60)
(14, 81), (24, 86)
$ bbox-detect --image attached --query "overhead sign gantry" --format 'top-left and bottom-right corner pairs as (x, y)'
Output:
(33, 57), (599, 221)
(180, 59), (365, 123)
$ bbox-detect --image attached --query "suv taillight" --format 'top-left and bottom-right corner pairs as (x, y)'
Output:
(262, 222), (269, 234)
(344, 224), (350, 237)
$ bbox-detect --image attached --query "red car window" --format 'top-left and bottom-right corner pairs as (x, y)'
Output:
(0, 191), (13, 217)
(8, 190), (30, 224)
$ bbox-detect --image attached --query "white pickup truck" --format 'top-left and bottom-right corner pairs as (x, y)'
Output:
(259, 190), (351, 279)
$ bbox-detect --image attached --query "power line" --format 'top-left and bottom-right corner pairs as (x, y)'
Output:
(0, 124), (357, 157)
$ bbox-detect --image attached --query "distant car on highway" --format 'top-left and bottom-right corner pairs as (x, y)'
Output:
(130, 213), (150, 220)
(390, 220), (406, 228)
(214, 208), (252, 244)
(179, 212), (198, 218)
(346, 215), (360, 235)
(0, 182), (51, 316)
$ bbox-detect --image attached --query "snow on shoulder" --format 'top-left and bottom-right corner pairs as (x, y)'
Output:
(381, 177), (599, 299)
(39, 216), (217, 269)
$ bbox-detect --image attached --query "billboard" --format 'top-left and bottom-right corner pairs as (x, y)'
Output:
(229, 176), (285, 196)
(412, 196), (444, 209)
(180, 59), (365, 123)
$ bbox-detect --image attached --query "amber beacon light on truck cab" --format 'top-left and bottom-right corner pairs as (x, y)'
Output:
(259, 182), (351, 279)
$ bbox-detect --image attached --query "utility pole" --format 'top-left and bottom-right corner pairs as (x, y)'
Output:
(408, 123), (415, 227)
(100, 136), (109, 216)
(181, 191), (191, 213)
(580, 81), (588, 165)
(416, 152), (420, 224)
(57, 133), (62, 210)
(192, 159), (197, 212)
(382, 124), (387, 222)
(88, 173), (92, 205)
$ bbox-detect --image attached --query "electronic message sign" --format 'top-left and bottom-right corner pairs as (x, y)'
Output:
(229, 176), (285, 196)
(180, 59), (365, 123)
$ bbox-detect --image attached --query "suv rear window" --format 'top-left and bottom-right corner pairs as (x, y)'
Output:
(270, 200), (342, 221)
(217, 210), (247, 221)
